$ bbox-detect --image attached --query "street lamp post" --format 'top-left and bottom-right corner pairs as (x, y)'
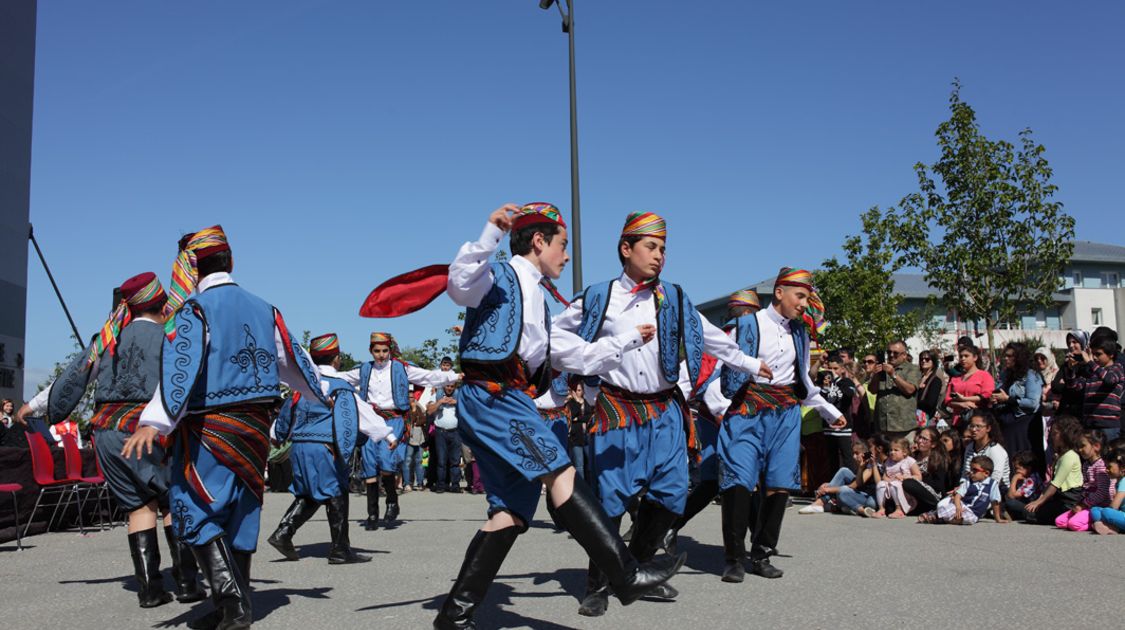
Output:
(538, 0), (582, 292)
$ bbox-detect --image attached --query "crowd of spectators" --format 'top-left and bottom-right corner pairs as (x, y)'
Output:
(794, 325), (1125, 534)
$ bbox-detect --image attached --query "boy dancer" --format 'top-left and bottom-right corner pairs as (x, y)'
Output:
(554, 215), (768, 616)
(267, 333), (397, 564)
(19, 272), (205, 608)
(716, 268), (844, 583)
(340, 332), (458, 529)
(435, 203), (684, 629)
(123, 225), (330, 630)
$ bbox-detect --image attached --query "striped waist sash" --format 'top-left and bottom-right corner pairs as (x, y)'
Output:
(728, 382), (800, 418)
(180, 404), (272, 504)
(89, 401), (146, 433)
(593, 383), (676, 434)
(463, 359), (539, 398)
(370, 406), (403, 421)
(539, 407), (569, 423)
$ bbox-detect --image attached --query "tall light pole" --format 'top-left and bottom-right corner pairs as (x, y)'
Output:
(538, 0), (582, 291)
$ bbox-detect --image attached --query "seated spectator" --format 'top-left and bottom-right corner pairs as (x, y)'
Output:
(902, 427), (953, 515)
(991, 342), (1043, 454)
(917, 455), (1005, 525)
(1090, 445), (1125, 535)
(1017, 415), (1085, 524)
(1055, 429), (1111, 531)
(1071, 336), (1124, 440)
(799, 441), (875, 516)
(872, 437), (920, 519)
(944, 346), (995, 428)
(857, 434), (890, 517)
(1002, 451), (1043, 518)
(939, 428), (963, 481)
(961, 410), (1010, 493)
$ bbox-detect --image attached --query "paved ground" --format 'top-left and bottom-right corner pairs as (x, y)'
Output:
(2, 489), (1123, 628)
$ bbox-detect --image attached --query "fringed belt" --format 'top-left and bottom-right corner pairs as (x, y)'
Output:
(727, 382), (800, 418)
(463, 359), (540, 398)
(89, 401), (146, 433)
(179, 404), (272, 504)
(370, 406), (403, 421)
(539, 407), (569, 423)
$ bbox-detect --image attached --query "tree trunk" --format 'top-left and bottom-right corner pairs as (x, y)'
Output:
(985, 318), (998, 377)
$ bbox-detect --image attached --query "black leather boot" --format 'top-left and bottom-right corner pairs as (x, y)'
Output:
(749, 492), (787, 579)
(267, 497), (319, 561)
(630, 501), (680, 601)
(128, 528), (173, 608)
(165, 525), (207, 603)
(382, 475), (400, 524)
(553, 476), (685, 606)
(191, 536), (252, 630)
(365, 482), (380, 530)
(720, 487), (749, 583)
(326, 494), (370, 564)
(433, 527), (521, 629)
(576, 559), (611, 617)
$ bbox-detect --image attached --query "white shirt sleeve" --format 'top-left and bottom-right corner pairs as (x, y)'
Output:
(405, 364), (460, 387)
(336, 367), (361, 387)
(354, 392), (395, 445)
(701, 315), (761, 376)
(553, 297), (585, 333)
(550, 326), (643, 375)
(703, 377), (731, 418)
(447, 222), (504, 308)
(27, 384), (52, 417)
(274, 327), (324, 404)
(139, 384), (181, 435)
(676, 362), (693, 399)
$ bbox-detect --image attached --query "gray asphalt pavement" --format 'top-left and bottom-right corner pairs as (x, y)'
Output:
(2, 489), (1122, 629)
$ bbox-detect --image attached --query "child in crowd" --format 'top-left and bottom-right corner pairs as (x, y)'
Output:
(1090, 446), (1125, 535)
(1003, 451), (1042, 518)
(1073, 337), (1124, 440)
(1018, 416), (1085, 524)
(801, 442), (874, 515)
(1055, 429), (1112, 531)
(857, 435), (888, 518)
(918, 456), (1004, 525)
(872, 437), (920, 519)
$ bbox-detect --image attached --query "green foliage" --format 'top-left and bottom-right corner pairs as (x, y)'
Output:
(891, 80), (1075, 367)
(815, 207), (928, 355)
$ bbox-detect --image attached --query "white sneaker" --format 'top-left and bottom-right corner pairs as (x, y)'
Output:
(798, 504), (824, 514)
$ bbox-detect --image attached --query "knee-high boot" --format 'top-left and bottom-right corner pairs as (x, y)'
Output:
(267, 497), (320, 561)
(553, 477), (685, 610)
(382, 475), (400, 524)
(433, 527), (521, 629)
(365, 482), (380, 530)
(748, 492), (787, 578)
(128, 528), (173, 608)
(629, 501), (680, 601)
(326, 493), (370, 564)
(720, 486), (750, 583)
(190, 536), (252, 630)
(664, 479), (719, 555)
(164, 525), (207, 603)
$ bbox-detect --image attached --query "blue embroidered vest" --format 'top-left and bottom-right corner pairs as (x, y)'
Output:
(161, 284), (284, 417)
(275, 375), (359, 458)
(357, 360), (410, 411)
(720, 312), (809, 400)
(577, 279), (705, 389)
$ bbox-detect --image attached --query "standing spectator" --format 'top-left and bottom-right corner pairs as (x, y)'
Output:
(901, 427), (952, 515)
(943, 336), (976, 378)
(944, 346), (995, 428)
(837, 348), (855, 374)
(566, 382), (592, 480)
(402, 403), (428, 491)
(961, 410), (1010, 493)
(417, 356), (456, 410)
(871, 340), (921, 440)
(1035, 347), (1060, 460)
(852, 354), (879, 439)
(1050, 331), (1090, 419)
(820, 354), (856, 474)
(1072, 336), (1124, 440)
(991, 342), (1043, 455)
(427, 383), (462, 493)
(915, 350), (945, 427)
(461, 444), (484, 494)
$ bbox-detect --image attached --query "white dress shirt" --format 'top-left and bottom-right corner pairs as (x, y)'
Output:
(554, 273), (759, 395)
(338, 361), (458, 409)
(138, 272), (325, 435)
(742, 305), (839, 422)
(534, 389), (568, 410)
(447, 222), (639, 375)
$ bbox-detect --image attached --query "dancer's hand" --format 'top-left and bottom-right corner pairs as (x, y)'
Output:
(758, 362), (774, 380)
(14, 403), (32, 426)
(122, 426), (161, 459)
(489, 204), (520, 232)
(636, 324), (656, 344)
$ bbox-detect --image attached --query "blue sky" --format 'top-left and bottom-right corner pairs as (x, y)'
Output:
(23, 1), (1124, 396)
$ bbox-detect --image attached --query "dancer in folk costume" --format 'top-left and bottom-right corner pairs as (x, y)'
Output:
(19, 273), (206, 608)
(553, 213), (768, 617)
(430, 203), (684, 629)
(338, 332), (458, 529)
(123, 225), (330, 630)
(663, 290), (762, 556)
(716, 268), (843, 583)
(267, 333), (397, 564)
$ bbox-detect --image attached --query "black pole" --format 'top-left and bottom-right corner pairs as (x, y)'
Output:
(566, 0), (582, 292)
(28, 225), (83, 344)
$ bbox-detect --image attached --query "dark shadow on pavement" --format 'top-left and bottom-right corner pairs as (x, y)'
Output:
(355, 581), (578, 630)
(263, 542), (389, 563)
(152, 586), (332, 628)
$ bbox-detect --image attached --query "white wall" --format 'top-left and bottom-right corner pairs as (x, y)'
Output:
(1072, 288), (1118, 331)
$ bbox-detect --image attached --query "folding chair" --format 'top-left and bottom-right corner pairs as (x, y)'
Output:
(24, 433), (79, 537)
(61, 433), (109, 532)
(1, 483), (24, 550)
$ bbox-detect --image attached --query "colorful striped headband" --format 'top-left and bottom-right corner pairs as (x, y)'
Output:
(621, 212), (667, 240)
(86, 273), (166, 367)
(165, 225), (230, 336)
(774, 266), (814, 292)
(369, 332), (400, 357)
(309, 333), (340, 357)
(728, 289), (761, 312)
(513, 202), (566, 231)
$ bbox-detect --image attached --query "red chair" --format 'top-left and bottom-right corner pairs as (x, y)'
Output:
(0, 483), (23, 550)
(60, 433), (109, 533)
(89, 435), (122, 527)
(25, 432), (79, 537)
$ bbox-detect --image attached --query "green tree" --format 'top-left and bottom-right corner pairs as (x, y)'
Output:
(892, 80), (1075, 368)
(815, 207), (928, 355)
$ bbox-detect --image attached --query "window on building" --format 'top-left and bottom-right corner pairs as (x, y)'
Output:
(1101, 271), (1120, 288)
(1092, 308), (1104, 326)
(1069, 270), (1082, 288)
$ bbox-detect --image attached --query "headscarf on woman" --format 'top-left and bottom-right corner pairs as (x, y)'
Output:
(1034, 346), (1058, 386)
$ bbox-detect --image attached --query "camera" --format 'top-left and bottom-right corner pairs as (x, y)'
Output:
(943, 354), (955, 363)
(875, 350), (886, 364)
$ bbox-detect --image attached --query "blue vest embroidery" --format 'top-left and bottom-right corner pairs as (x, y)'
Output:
(720, 313), (809, 400)
(275, 376), (358, 459)
(358, 360), (410, 411)
(460, 262), (522, 364)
